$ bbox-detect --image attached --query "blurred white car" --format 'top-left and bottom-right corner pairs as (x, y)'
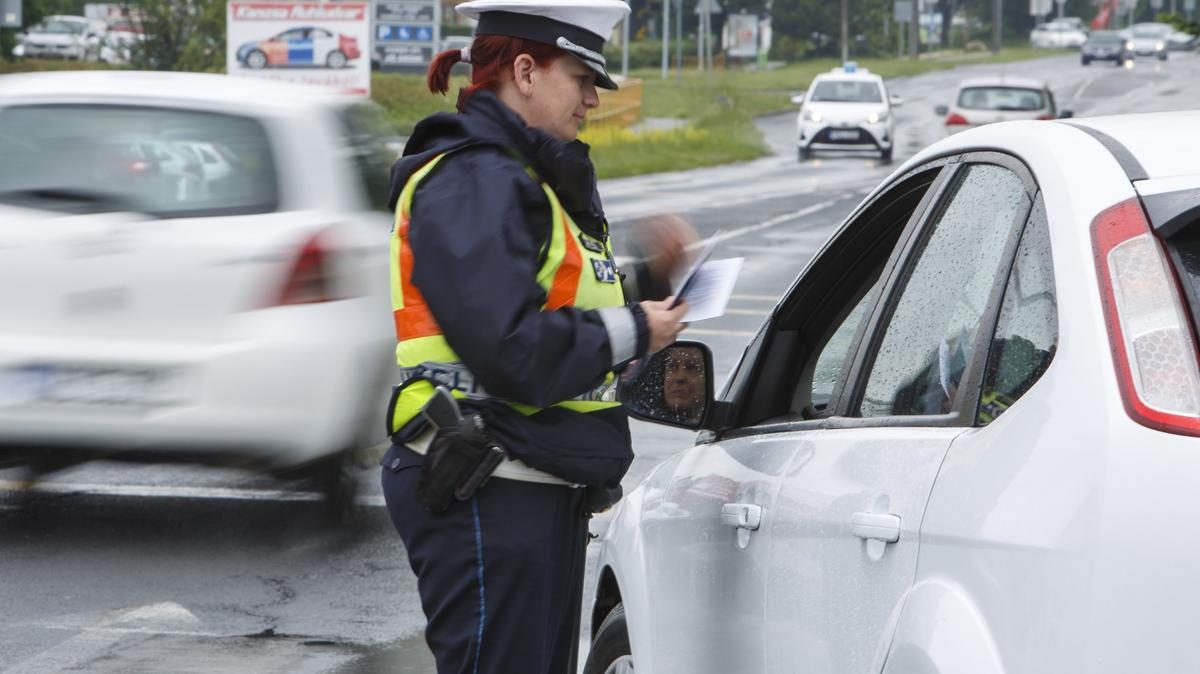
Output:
(0, 72), (399, 512)
(18, 15), (102, 61)
(98, 20), (144, 65)
(936, 76), (1071, 133)
(1030, 19), (1088, 48)
(585, 109), (1200, 674)
(793, 63), (903, 162)
(1121, 22), (1172, 59)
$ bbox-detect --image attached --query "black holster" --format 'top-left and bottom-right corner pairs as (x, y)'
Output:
(417, 413), (507, 513)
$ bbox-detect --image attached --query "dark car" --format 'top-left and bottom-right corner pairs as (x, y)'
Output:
(1081, 31), (1131, 65)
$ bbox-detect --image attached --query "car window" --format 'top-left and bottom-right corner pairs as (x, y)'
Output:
(978, 200), (1057, 424)
(858, 163), (1030, 418)
(0, 105), (278, 217)
(809, 80), (883, 103)
(957, 87), (1046, 111)
(810, 279), (877, 410)
(337, 103), (400, 212)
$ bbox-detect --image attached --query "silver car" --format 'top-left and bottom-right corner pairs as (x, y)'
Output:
(1122, 23), (1171, 60)
(936, 76), (1072, 134)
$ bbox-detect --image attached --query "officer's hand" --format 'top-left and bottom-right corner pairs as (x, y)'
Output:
(641, 297), (688, 354)
(636, 214), (699, 284)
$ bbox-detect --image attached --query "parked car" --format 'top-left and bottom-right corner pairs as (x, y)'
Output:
(1121, 22), (1171, 60)
(236, 26), (361, 70)
(0, 72), (400, 514)
(17, 15), (103, 61)
(1030, 19), (1088, 48)
(792, 63), (903, 162)
(936, 77), (1071, 133)
(1167, 28), (1198, 51)
(1081, 30), (1132, 65)
(584, 108), (1200, 674)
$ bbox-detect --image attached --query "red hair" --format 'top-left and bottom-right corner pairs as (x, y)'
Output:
(427, 35), (565, 111)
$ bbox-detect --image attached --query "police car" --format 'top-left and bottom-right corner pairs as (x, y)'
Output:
(793, 63), (902, 162)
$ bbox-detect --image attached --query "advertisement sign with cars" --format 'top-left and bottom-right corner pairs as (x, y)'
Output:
(227, 2), (370, 96)
(723, 13), (759, 58)
(374, 0), (440, 72)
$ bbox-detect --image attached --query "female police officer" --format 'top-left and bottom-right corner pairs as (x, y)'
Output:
(379, 2), (691, 672)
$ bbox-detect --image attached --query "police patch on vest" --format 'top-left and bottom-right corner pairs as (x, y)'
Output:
(578, 233), (606, 254)
(591, 258), (619, 283)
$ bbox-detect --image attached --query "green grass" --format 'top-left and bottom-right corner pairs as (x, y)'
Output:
(4, 46), (1071, 177)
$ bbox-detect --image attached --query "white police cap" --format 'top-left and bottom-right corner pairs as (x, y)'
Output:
(456, 0), (631, 90)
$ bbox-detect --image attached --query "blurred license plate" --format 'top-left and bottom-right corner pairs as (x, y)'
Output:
(12, 366), (157, 406)
(829, 130), (859, 140)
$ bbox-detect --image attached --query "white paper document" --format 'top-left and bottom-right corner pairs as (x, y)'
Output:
(675, 257), (744, 322)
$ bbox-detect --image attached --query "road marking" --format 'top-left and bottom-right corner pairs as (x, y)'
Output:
(4, 603), (202, 674)
(0, 479), (388, 508)
(724, 308), (771, 316)
(1073, 73), (1103, 102)
(615, 197), (845, 267)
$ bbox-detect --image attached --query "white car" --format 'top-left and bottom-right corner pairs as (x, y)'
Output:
(17, 15), (103, 61)
(936, 76), (1070, 133)
(793, 64), (902, 162)
(0, 72), (399, 512)
(584, 110), (1200, 674)
(98, 21), (145, 65)
(1121, 22), (1172, 59)
(1030, 19), (1089, 48)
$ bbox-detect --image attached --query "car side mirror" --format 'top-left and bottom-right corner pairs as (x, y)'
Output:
(890, 94), (904, 107)
(1058, 109), (1074, 119)
(618, 342), (714, 430)
(934, 104), (949, 116)
(791, 93), (805, 105)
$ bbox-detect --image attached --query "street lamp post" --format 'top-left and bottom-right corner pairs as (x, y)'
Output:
(661, 0), (670, 79)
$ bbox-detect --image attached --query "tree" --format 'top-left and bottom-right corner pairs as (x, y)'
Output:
(122, 0), (225, 71)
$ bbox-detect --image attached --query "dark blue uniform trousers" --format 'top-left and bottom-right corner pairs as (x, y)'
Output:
(382, 447), (590, 674)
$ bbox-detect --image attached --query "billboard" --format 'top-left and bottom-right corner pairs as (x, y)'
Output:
(227, 2), (371, 96)
(724, 13), (759, 58)
(374, 0), (440, 71)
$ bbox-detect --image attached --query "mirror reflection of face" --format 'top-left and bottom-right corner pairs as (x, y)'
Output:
(663, 348), (704, 412)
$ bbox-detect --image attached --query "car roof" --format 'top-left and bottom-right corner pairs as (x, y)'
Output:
(1069, 111), (1200, 181)
(0, 71), (355, 114)
(957, 76), (1047, 90)
(813, 72), (883, 84)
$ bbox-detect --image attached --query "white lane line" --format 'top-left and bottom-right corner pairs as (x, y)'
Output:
(1073, 73), (1103, 102)
(724, 308), (771, 316)
(4, 603), (200, 674)
(615, 197), (844, 267)
(0, 480), (388, 508)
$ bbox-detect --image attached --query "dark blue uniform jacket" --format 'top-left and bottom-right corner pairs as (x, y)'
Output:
(384, 90), (646, 488)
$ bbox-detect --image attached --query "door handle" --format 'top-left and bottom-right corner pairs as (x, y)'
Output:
(721, 503), (763, 531)
(851, 512), (901, 543)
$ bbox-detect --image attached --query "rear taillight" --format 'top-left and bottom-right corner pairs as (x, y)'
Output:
(945, 113), (969, 126)
(1093, 198), (1200, 435)
(1037, 114), (1055, 120)
(275, 233), (338, 306)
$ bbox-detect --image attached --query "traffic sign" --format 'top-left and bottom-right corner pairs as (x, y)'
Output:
(2, 0), (21, 28)
(695, 0), (722, 15)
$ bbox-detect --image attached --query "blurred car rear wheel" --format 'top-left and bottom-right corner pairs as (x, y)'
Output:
(797, 147), (809, 162)
(245, 50), (267, 69)
(583, 603), (633, 674)
(326, 50), (347, 69)
(314, 448), (359, 522)
(1081, 56), (1091, 65)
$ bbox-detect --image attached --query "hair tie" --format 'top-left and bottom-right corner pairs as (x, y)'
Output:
(459, 47), (471, 64)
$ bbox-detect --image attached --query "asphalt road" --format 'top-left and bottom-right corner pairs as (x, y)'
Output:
(3, 51), (1199, 673)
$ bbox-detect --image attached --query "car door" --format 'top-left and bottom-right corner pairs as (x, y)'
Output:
(759, 155), (1038, 673)
(285, 28), (314, 65)
(639, 162), (952, 673)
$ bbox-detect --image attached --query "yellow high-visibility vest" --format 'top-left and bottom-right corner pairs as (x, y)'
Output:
(388, 151), (626, 435)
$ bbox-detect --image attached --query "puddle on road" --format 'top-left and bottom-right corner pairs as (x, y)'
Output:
(332, 634), (436, 674)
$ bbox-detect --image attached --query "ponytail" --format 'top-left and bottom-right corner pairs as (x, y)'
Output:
(424, 35), (565, 112)
(426, 48), (464, 96)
